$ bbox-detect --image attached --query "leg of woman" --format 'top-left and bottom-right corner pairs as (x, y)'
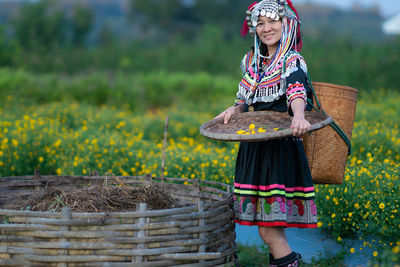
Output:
(258, 226), (292, 258)
(259, 226), (302, 266)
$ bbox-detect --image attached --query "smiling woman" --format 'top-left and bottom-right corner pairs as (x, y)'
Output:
(255, 16), (283, 55)
(214, 1), (315, 266)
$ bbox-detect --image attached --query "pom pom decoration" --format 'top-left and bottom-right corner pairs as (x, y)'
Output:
(240, 1), (258, 37)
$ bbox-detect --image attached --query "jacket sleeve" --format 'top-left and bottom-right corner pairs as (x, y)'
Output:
(284, 54), (309, 114)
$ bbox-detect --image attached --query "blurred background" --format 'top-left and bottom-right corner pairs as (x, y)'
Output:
(0, 0), (399, 93)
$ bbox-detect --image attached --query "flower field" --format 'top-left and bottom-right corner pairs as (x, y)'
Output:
(0, 71), (399, 264)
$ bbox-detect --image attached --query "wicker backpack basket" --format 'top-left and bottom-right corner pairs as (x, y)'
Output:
(303, 82), (358, 184)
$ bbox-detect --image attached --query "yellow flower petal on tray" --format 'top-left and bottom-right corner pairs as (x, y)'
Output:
(251, 130), (256, 134)
(258, 128), (266, 133)
(249, 124), (255, 130)
(273, 128), (279, 131)
(236, 130), (246, 135)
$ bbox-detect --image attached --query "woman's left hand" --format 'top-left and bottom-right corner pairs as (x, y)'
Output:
(291, 116), (310, 136)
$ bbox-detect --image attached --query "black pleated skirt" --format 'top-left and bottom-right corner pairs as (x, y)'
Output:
(234, 102), (317, 228)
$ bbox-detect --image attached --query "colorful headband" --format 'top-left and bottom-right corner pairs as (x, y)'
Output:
(240, 0), (300, 36)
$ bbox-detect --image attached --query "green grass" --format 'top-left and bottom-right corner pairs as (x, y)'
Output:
(0, 70), (399, 265)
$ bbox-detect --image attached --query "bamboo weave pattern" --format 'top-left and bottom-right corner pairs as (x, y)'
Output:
(0, 175), (236, 266)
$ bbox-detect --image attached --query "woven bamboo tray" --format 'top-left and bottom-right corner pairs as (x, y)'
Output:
(200, 111), (332, 142)
(0, 174), (235, 267)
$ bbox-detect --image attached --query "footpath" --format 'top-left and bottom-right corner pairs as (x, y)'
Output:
(235, 225), (374, 266)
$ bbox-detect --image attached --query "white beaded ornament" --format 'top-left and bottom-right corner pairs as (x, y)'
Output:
(245, 0), (299, 34)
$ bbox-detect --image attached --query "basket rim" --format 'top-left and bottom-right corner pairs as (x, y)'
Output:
(200, 110), (332, 142)
(0, 175), (233, 216)
(312, 81), (358, 93)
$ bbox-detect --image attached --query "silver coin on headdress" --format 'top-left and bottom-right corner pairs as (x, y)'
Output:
(250, 0), (301, 30)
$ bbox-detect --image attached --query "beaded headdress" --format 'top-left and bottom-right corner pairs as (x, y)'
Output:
(240, 0), (302, 73)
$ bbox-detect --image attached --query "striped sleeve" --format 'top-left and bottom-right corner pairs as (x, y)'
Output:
(284, 54), (308, 109)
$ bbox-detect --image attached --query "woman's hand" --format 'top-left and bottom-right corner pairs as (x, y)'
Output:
(291, 116), (310, 136)
(290, 98), (310, 136)
(215, 105), (243, 124)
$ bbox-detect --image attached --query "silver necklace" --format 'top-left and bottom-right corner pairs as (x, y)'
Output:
(259, 53), (274, 60)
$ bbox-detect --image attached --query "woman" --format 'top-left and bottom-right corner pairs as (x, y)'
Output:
(215, 1), (317, 266)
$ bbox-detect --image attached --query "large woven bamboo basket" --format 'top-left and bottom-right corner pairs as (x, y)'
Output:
(303, 82), (358, 184)
(0, 174), (235, 266)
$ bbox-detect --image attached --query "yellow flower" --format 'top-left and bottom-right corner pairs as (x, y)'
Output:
(350, 248), (355, 253)
(373, 251), (378, 257)
(331, 213), (336, 218)
(258, 128), (266, 133)
(392, 246), (400, 254)
(317, 222), (323, 227)
(354, 203), (360, 209)
(39, 156), (44, 163)
(348, 212), (353, 217)
(236, 130), (246, 135)
(249, 124), (255, 130)
(273, 128), (279, 131)
(337, 236), (342, 242)
(379, 203), (385, 209)
(53, 139), (62, 147)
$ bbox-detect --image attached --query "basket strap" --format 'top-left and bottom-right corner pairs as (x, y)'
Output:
(306, 72), (352, 156)
(281, 54), (352, 155)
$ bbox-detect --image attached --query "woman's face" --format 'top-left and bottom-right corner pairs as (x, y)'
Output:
(256, 16), (282, 51)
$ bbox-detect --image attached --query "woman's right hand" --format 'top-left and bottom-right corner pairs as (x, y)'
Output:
(214, 105), (243, 124)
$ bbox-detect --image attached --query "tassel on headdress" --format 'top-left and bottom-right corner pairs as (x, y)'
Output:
(286, 0), (302, 51)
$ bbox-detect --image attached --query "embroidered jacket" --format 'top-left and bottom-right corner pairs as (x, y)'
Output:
(235, 49), (310, 111)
